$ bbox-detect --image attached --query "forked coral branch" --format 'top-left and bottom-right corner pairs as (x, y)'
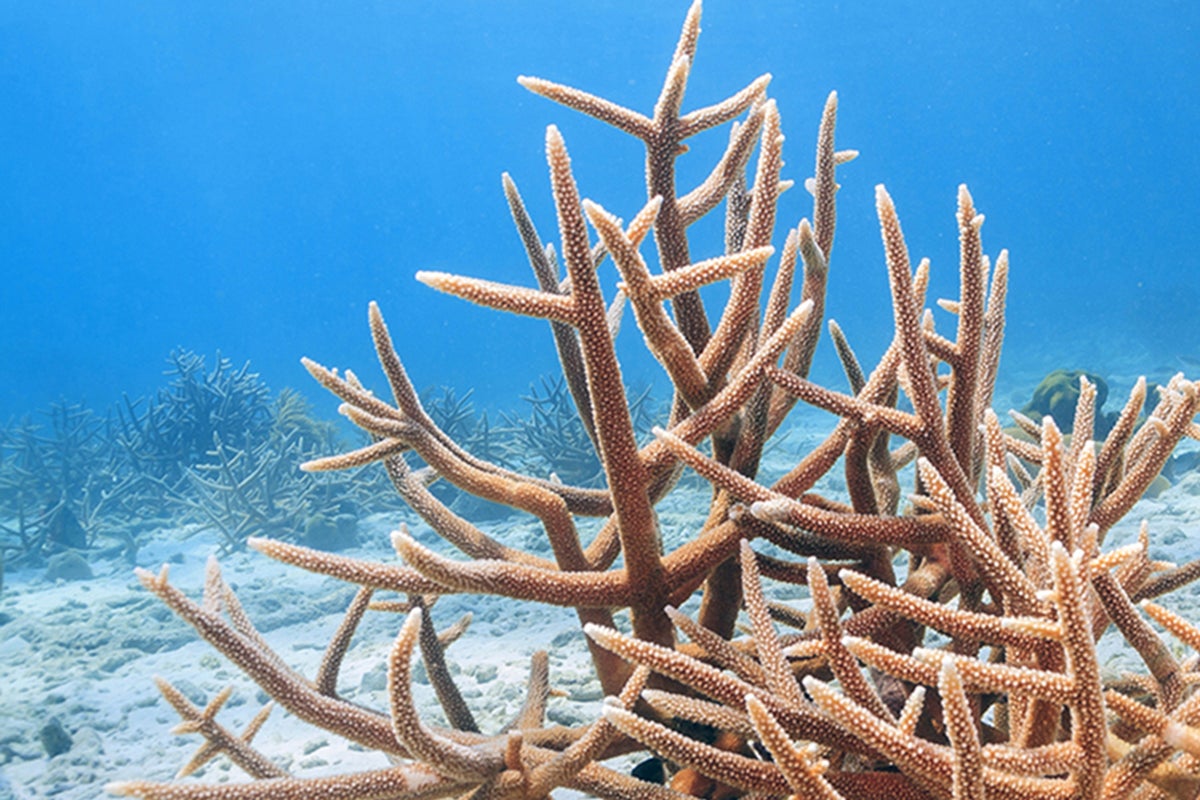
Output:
(110, 2), (1200, 799)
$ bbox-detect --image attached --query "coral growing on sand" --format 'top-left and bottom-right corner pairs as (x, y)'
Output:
(0, 354), (371, 568)
(109, 3), (1200, 799)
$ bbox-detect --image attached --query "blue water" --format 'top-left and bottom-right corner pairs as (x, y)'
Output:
(1, 1), (1197, 422)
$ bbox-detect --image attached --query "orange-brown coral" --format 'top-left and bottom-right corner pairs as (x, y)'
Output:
(109, 3), (1200, 799)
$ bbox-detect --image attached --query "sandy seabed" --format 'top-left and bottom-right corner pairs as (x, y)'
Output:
(2, 394), (1199, 800)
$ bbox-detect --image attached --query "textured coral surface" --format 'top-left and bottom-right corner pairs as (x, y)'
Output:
(99, 3), (1200, 799)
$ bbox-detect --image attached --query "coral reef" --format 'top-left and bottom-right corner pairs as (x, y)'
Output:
(1021, 369), (1115, 437)
(115, 349), (275, 483)
(0, 353), (370, 568)
(421, 385), (498, 464)
(419, 377), (658, 499)
(500, 376), (659, 487)
(164, 387), (365, 552)
(0, 400), (129, 564)
(108, 3), (1200, 800)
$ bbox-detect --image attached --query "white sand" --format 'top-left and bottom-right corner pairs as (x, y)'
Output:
(1, 408), (1198, 799)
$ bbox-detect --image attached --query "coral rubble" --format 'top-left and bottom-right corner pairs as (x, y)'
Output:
(109, 3), (1200, 799)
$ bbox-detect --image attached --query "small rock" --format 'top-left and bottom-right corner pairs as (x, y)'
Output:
(359, 663), (388, 692)
(172, 679), (207, 707)
(99, 650), (141, 673)
(1175, 472), (1200, 496)
(0, 634), (31, 659)
(547, 705), (589, 727)
(472, 664), (498, 684)
(1163, 527), (1186, 546)
(44, 552), (92, 582)
(569, 685), (603, 702)
(39, 718), (72, 758)
(301, 513), (358, 552)
(550, 628), (583, 648)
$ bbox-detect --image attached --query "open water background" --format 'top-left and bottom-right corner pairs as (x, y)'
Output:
(1, 0), (1197, 421)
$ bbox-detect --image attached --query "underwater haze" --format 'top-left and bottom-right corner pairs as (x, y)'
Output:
(1, 0), (1198, 421)
(4, 3), (1200, 799)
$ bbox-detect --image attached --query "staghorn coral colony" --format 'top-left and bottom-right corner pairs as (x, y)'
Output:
(0, 351), (358, 568)
(109, 3), (1200, 799)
